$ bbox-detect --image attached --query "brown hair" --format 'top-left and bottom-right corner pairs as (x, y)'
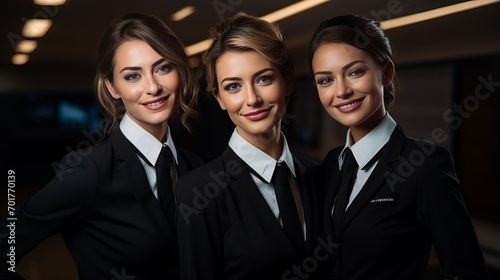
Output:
(202, 12), (294, 97)
(94, 13), (197, 134)
(308, 15), (396, 110)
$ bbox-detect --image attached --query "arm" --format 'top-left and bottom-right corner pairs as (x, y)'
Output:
(418, 146), (489, 279)
(176, 172), (224, 280)
(1, 151), (98, 279)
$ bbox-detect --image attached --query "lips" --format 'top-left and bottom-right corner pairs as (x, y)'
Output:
(335, 98), (363, 113)
(142, 95), (170, 110)
(243, 108), (271, 121)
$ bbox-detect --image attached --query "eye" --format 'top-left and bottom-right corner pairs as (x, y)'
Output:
(223, 83), (241, 93)
(124, 73), (140, 81)
(156, 63), (173, 74)
(316, 77), (333, 85)
(348, 68), (365, 77)
(257, 75), (273, 85)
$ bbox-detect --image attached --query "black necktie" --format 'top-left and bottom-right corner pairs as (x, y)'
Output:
(332, 148), (358, 241)
(156, 145), (175, 217)
(272, 162), (305, 253)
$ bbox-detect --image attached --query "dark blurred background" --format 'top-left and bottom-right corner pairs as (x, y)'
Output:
(1, 0), (499, 279)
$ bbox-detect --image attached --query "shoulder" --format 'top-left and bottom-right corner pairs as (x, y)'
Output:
(51, 134), (119, 183)
(175, 156), (229, 217)
(190, 156), (225, 179)
(386, 126), (455, 169)
(176, 157), (225, 191)
(32, 138), (116, 213)
(323, 146), (343, 168)
(293, 152), (319, 168)
(177, 147), (204, 168)
(292, 152), (321, 178)
(60, 136), (114, 167)
(403, 138), (456, 170)
(396, 138), (460, 191)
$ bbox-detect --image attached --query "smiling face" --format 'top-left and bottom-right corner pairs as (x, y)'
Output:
(312, 42), (393, 142)
(105, 39), (179, 141)
(215, 50), (288, 146)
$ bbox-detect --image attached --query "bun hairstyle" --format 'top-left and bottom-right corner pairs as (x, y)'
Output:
(308, 15), (396, 110)
(202, 12), (294, 98)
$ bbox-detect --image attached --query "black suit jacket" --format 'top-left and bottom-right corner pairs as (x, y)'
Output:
(176, 147), (328, 280)
(323, 126), (489, 279)
(0, 128), (202, 280)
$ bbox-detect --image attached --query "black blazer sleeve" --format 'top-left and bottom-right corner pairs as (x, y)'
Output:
(417, 146), (489, 279)
(0, 151), (98, 279)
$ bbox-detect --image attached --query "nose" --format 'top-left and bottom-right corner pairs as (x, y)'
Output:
(144, 74), (162, 95)
(335, 78), (353, 99)
(245, 86), (262, 107)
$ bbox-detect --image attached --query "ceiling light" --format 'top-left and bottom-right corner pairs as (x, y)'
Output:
(185, 0), (329, 56)
(171, 5), (196, 21)
(185, 39), (212, 57)
(22, 19), (52, 37)
(260, 0), (329, 23)
(34, 0), (66, 5)
(16, 40), (38, 53)
(381, 0), (500, 30)
(12, 54), (30, 65)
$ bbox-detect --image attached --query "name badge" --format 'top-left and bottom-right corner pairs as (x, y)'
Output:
(370, 193), (399, 206)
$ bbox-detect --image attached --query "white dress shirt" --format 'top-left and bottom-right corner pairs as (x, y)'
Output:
(120, 114), (179, 199)
(228, 128), (306, 237)
(336, 113), (397, 211)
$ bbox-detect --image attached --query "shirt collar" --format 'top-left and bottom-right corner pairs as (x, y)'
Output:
(339, 113), (396, 170)
(119, 114), (178, 166)
(228, 128), (296, 183)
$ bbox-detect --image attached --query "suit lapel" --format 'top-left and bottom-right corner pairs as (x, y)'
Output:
(110, 129), (175, 244)
(324, 148), (343, 232)
(176, 149), (189, 177)
(340, 127), (407, 234)
(222, 148), (298, 258)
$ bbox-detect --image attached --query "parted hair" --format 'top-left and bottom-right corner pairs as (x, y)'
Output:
(94, 12), (197, 134)
(308, 15), (396, 110)
(202, 12), (294, 97)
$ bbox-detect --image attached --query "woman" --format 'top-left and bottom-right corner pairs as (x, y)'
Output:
(0, 13), (202, 279)
(176, 13), (326, 280)
(308, 15), (489, 279)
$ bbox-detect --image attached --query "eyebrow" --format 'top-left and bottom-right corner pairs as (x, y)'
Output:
(313, 60), (365, 77)
(119, 58), (167, 73)
(220, 68), (274, 85)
